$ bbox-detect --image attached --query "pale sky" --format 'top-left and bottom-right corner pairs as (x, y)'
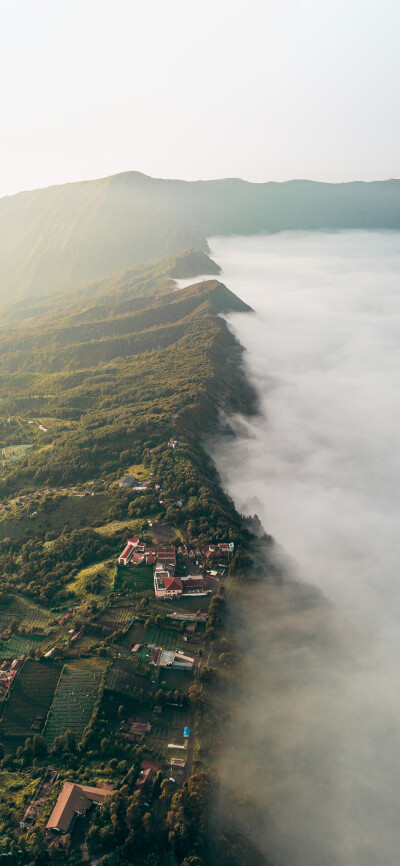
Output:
(1, 0), (399, 198)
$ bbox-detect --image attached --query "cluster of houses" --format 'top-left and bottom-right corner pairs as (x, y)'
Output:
(118, 475), (148, 491)
(0, 656), (24, 688)
(118, 536), (234, 601)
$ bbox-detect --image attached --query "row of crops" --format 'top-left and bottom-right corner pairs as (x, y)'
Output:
(146, 626), (181, 650)
(114, 565), (154, 593)
(44, 657), (107, 746)
(0, 659), (63, 738)
(98, 605), (138, 628)
(0, 634), (44, 659)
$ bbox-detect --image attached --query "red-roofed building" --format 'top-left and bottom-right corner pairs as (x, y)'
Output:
(131, 552), (145, 565)
(118, 543), (135, 566)
(154, 569), (182, 599)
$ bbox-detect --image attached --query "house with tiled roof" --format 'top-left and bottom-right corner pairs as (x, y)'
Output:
(154, 567), (182, 599)
(46, 782), (113, 835)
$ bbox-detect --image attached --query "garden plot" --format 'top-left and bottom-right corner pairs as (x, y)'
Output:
(44, 657), (107, 746)
(0, 659), (62, 739)
(0, 634), (44, 659)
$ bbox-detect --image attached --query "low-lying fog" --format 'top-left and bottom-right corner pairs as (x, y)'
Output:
(208, 232), (400, 866)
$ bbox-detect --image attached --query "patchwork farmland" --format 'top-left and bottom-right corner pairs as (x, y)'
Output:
(44, 657), (107, 746)
(0, 659), (62, 740)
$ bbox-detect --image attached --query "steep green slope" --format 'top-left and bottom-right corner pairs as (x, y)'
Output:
(0, 171), (399, 300)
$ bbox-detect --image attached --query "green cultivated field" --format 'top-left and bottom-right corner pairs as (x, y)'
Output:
(44, 657), (107, 746)
(114, 564), (154, 593)
(0, 634), (44, 659)
(19, 607), (52, 632)
(147, 626), (180, 650)
(99, 605), (138, 628)
(159, 668), (194, 692)
(0, 659), (62, 740)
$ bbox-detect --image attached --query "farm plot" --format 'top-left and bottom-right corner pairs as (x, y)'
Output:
(159, 668), (194, 692)
(114, 565), (154, 593)
(19, 607), (52, 632)
(0, 659), (62, 739)
(44, 658), (107, 746)
(116, 621), (147, 649)
(99, 605), (138, 629)
(0, 614), (20, 633)
(146, 626), (180, 650)
(0, 634), (44, 659)
(106, 662), (155, 703)
(150, 705), (191, 741)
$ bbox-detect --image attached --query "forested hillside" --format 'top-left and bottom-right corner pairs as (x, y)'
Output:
(0, 171), (399, 300)
(0, 243), (269, 866)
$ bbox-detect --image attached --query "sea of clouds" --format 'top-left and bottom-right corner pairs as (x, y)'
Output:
(207, 231), (400, 866)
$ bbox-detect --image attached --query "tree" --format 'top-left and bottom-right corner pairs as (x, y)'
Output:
(33, 734), (47, 758)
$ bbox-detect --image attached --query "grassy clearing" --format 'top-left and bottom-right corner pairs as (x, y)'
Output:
(44, 657), (107, 746)
(66, 558), (116, 599)
(0, 634), (44, 659)
(95, 519), (140, 538)
(1, 444), (34, 465)
(0, 659), (62, 739)
(126, 463), (149, 481)
(0, 492), (112, 542)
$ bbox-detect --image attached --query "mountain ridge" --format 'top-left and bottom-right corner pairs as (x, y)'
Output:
(1, 172), (400, 302)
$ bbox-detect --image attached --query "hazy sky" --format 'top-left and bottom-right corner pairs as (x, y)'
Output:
(1, 0), (399, 198)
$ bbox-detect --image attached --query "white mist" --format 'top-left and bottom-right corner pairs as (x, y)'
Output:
(209, 231), (400, 866)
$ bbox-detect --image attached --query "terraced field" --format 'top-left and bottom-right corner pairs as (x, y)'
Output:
(0, 659), (62, 739)
(44, 657), (107, 746)
(0, 634), (44, 659)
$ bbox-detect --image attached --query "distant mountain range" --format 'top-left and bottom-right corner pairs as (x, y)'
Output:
(1, 172), (400, 300)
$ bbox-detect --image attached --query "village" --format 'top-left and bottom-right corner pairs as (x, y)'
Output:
(0, 511), (235, 854)
(118, 535), (234, 599)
